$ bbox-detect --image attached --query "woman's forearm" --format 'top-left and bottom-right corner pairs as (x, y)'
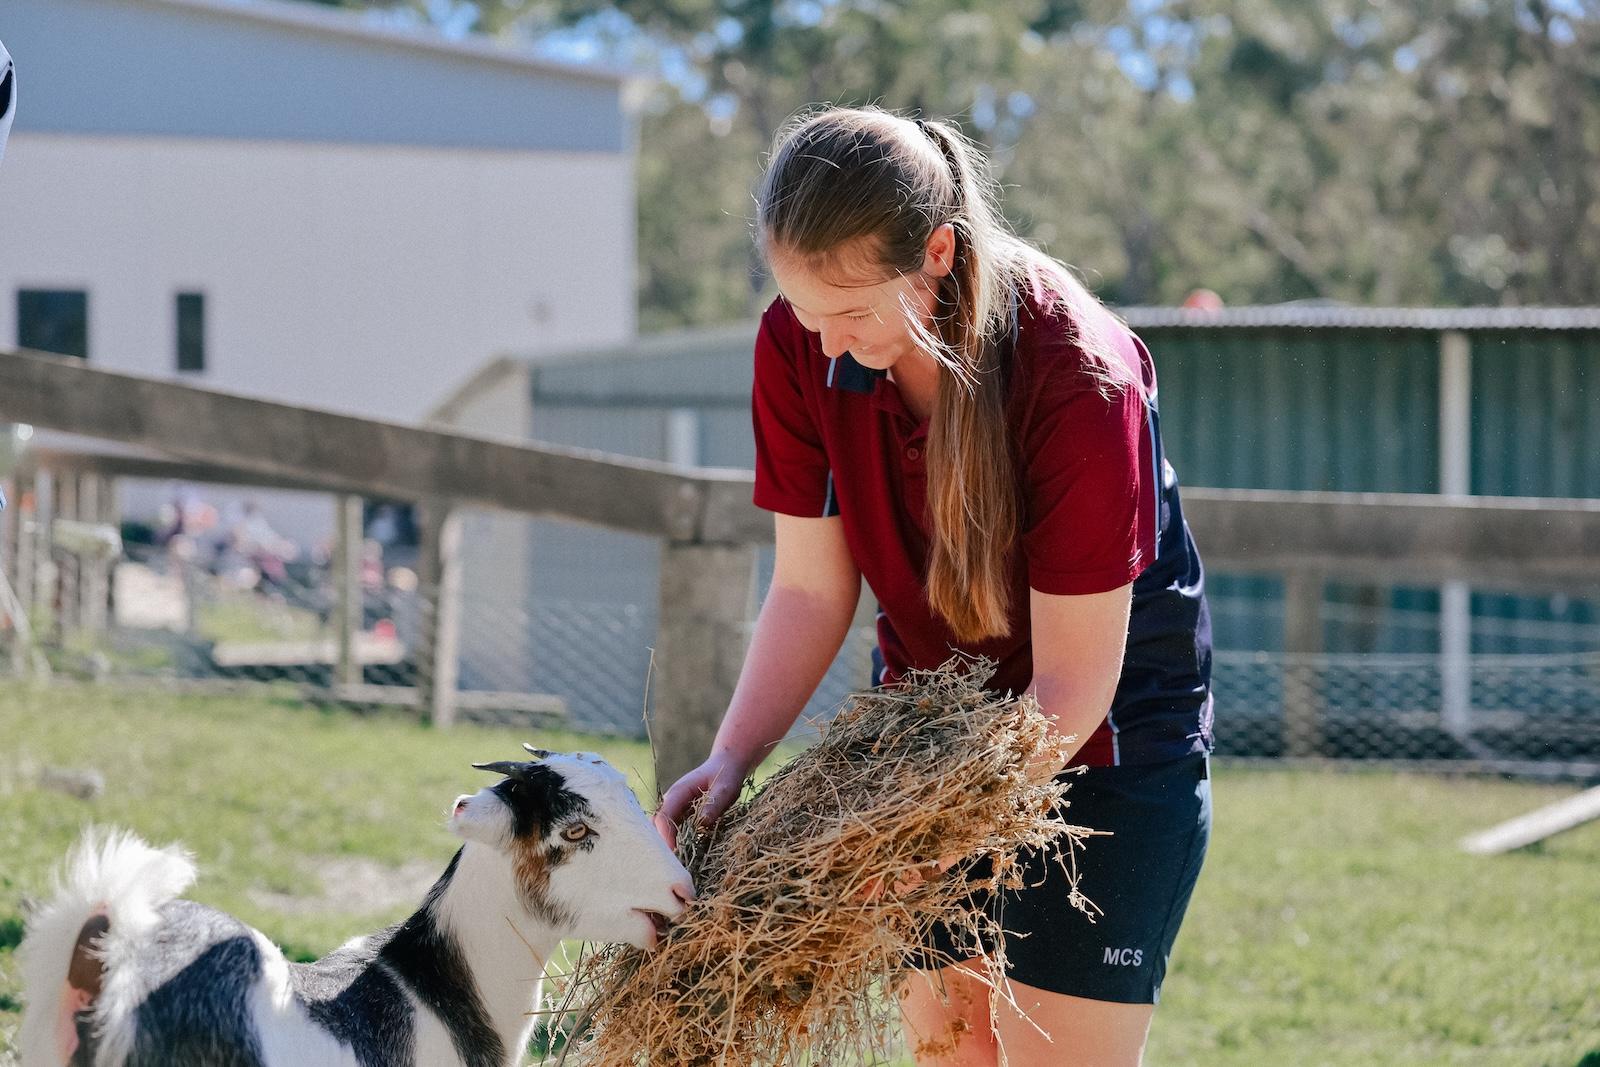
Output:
(711, 581), (859, 770)
(1027, 670), (1117, 769)
(1026, 584), (1134, 771)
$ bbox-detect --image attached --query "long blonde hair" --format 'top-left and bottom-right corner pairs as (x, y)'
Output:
(756, 105), (1138, 642)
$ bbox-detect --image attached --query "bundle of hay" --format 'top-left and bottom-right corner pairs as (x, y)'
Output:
(550, 657), (1103, 1066)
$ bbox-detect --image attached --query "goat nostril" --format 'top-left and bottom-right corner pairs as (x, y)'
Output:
(673, 881), (696, 906)
(453, 797), (470, 817)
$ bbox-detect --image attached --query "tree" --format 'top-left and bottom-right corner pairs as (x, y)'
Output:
(309, 0), (1600, 319)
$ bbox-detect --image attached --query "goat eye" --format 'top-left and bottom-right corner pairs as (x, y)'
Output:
(560, 823), (590, 843)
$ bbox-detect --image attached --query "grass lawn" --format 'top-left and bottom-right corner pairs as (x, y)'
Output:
(1, 683), (1596, 1065)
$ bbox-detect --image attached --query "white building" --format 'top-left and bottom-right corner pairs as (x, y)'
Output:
(1, 0), (637, 537)
(1, 0), (643, 706)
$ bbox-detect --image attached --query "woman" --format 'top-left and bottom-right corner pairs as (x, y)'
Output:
(655, 106), (1214, 1066)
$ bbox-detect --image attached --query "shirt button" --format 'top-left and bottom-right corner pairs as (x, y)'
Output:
(906, 446), (921, 461)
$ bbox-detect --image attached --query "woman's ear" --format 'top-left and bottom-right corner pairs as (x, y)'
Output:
(922, 222), (957, 278)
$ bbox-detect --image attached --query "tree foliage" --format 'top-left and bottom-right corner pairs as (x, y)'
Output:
(325, 0), (1600, 325)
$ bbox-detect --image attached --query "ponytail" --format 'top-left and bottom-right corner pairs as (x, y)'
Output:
(913, 118), (1018, 642)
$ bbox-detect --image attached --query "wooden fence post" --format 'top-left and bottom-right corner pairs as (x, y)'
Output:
(1, 477), (13, 584)
(52, 467), (79, 640)
(79, 473), (112, 636)
(652, 541), (755, 796)
(2, 471), (20, 674)
(416, 500), (462, 728)
(15, 462), (38, 630)
(1283, 571), (1325, 757)
(333, 495), (364, 689)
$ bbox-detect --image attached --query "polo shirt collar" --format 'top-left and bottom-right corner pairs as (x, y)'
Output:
(825, 352), (921, 425)
(826, 351), (883, 393)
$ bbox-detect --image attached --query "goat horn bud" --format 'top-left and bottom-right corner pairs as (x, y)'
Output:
(472, 761), (524, 776)
(522, 744), (553, 759)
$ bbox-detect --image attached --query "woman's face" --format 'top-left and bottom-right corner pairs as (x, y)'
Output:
(767, 228), (954, 372)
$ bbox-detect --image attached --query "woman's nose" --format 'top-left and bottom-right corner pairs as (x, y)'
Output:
(819, 327), (853, 359)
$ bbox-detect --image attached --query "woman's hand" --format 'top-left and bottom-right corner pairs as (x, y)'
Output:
(653, 749), (752, 850)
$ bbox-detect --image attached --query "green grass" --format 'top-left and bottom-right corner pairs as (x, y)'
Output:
(2, 684), (1597, 1065)
(1150, 767), (1600, 1067)
(196, 590), (325, 645)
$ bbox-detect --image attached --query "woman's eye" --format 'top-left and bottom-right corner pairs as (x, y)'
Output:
(561, 823), (591, 843)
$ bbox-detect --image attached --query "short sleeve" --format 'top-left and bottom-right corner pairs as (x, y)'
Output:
(751, 303), (833, 517)
(1020, 354), (1156, 596)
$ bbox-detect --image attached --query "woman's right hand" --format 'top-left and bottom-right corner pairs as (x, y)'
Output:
(653, 749), (752, 850)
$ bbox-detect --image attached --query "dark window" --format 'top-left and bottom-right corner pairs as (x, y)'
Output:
(363, 500), (419, 548)
(176, 292), (205, 372)
(17, 290), (88, 359)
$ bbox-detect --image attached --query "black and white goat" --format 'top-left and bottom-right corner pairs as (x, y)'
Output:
(18, 746), (693, 1067)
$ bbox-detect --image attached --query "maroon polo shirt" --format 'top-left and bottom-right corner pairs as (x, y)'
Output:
(752, 278), (1165, 767)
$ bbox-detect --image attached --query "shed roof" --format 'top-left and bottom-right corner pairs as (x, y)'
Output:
(7, 0), (630, 152)
(1118, 305), (1600, 331)
(142, 0), (629, 83)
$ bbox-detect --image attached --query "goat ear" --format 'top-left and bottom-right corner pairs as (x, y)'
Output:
(522, 744), (553, 760)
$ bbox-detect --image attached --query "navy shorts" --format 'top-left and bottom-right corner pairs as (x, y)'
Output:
(911, 751), (1212, 1004)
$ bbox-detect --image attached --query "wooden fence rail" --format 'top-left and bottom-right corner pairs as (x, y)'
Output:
(4, 347), (1599, 784)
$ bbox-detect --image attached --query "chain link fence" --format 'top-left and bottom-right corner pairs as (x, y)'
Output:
(3, 485), (1598, 773)
(0, 489), (881, 740)
(1211, 650), (1600, 763)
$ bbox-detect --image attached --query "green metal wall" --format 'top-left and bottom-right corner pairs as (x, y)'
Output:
(1141, 325), (1600, 656)
(1470, 330), (1600, 651)
(1143, 326), (1441, 493)
(1472, 330), (1600, 498)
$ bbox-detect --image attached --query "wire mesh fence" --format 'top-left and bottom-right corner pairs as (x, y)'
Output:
(3, 485), (1598, 773)
(1211, 650), (1600, 763)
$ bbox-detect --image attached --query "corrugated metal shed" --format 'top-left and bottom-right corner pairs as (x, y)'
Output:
(518, 307), (1600, 661)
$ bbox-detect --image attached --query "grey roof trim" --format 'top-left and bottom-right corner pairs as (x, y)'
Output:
(527, 305), (1600, 374)
(1117, 305), (1600, 331)
(140, 0), (630, 84)
(531, 392), (750, 410)
(522, 321), (761, 368)
(428, 356), (530, 426)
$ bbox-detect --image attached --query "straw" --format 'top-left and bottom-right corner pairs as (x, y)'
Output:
(550, 655), (1105, 1066)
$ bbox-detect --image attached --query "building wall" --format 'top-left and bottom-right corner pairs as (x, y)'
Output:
(2, 133), (632, 542)
(1, 133), (634, 421)
(2, 0), (635, 546)
(428, 361), (538, 695)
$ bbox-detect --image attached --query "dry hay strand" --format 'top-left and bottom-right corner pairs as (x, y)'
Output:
(549, 656), (1105, 1066)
